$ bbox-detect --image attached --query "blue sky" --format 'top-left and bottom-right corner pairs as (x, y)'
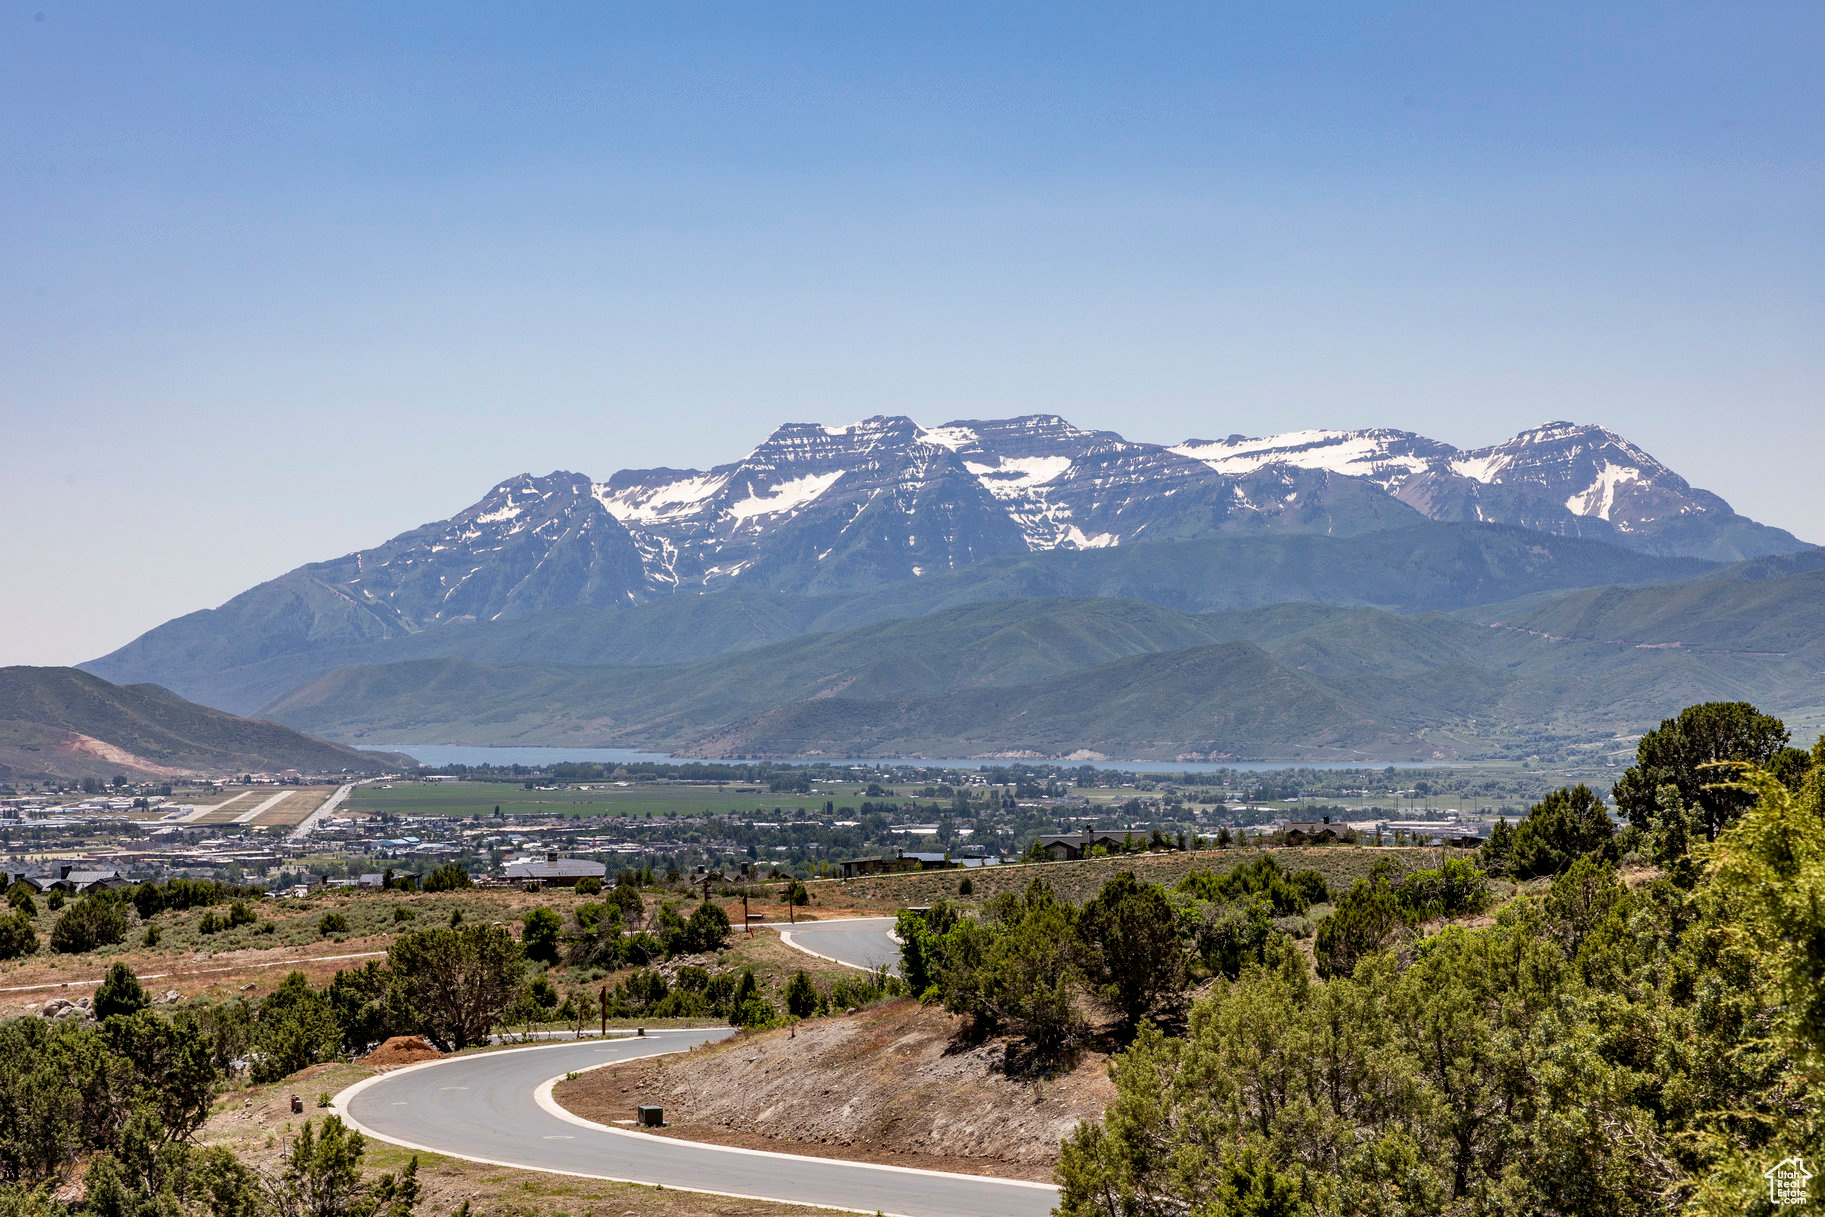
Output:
(3, 2), (1821, 664)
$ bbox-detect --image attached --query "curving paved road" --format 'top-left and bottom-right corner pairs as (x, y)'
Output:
(775, 916), (902, 973)
(334, 1031), (1057, 1217)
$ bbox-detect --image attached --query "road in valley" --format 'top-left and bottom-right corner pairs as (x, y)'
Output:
(774, 916), (902, 973)
(334, 1031), (1058, 1217)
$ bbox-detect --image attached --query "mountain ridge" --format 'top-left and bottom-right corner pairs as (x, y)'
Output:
(253, 561), (1825, 762)
(81, 413), (1808, 719)
(89, 524), (1715, 714)
(0, 667), (406, 781)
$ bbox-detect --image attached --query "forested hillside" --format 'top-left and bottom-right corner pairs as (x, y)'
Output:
(996, 701), (1825, 1216)
(256, 561), (1825, 762)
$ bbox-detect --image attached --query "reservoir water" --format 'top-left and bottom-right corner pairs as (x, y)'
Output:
(374, 744), (1449, 774)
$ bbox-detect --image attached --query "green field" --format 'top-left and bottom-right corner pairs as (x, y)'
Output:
(348, 779), (856, 819)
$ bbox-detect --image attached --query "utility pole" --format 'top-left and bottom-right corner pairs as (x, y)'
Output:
(743, 891), (750, 936)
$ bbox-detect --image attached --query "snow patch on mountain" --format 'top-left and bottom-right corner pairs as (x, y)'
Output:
(726, 470), (846, 522)
(596, 473), (729, 524)
(1564, 462), (1643, 521)
(920, 425), (978, 451)
(1173, 429), (1451, 484)
(474, 502), (523, 524)
(1062, 526), (1119, 549)
(964, 455), (1074, 498)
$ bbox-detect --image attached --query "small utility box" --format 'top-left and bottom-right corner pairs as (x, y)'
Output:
(636, 1106), (664, 1128)
(289, 1095), (303, 1114)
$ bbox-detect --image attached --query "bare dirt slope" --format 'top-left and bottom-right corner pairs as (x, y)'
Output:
(554, 998), (1110, 1182)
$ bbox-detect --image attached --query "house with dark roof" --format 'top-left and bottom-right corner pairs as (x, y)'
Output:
(5, 863), (127, 895)
(1283, 818), (1340, 845)
(1033, 827), (1130, 861)
(503, 852), (607, 887)
(836, 849), (1008, 879)
(838, 854), (923, 879)
(59, 868), (128, 894)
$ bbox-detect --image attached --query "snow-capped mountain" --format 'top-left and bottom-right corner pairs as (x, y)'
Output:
(592, 413), (1450, 595)
(590, 415), (1797, 595)
(84, 414), (1807, 714)
(304, 471), (649, 628)
(1170, 420), (1796, 558)
(153, 413), (1820, 631)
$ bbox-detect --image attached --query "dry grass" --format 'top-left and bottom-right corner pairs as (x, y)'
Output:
(199, 1064), (830, 1217)
(555, 998), (1103, 1182)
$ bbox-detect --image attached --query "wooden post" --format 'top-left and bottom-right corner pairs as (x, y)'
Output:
(743, 891), (750, 936)
(599, 984), (608, 1039)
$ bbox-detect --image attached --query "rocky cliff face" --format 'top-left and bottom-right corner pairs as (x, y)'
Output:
(1173, 420), (1800, 561)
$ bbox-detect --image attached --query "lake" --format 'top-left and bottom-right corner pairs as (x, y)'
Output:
(374, 744), (1451, 775)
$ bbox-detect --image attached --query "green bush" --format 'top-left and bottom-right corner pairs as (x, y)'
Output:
(732, 994), (780, 1029)
(924, 880), (1085, 1061)
(1177, 856), (1321, 915)
(318, 912), (350, 937)
(1192, 897), (1275, 979)
(49, 895), (128, 954)
(521, 907), (562, 965)
(1393, 858), (1492, 919)
(0, 910), (37, 960)
(421, 863), (472, 892)
(388, 923), (525, 1050)
(1313, 877), (1410, 979)
(7, 882), (37, 918)
(252, 971), (343, 1083)
(1077, 871), (1186, 1029)
(130, 877), (257, 920)
(783, 970), (820, 1019)
(1486, 785), (1617, 879)
(678, 901), (731, 955)
(574, 877), (603, 896)
(325, 959), (404, 1055)
(93, 962), (150, 1021)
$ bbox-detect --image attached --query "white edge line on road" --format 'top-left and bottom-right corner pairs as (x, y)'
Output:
(330, 1036), (891, 1216)
(774, 918), (904, 973)
(329, 1032), (1057, 1217)
(534, 1053), (1056, 1193)
(774, 931), (876, 972)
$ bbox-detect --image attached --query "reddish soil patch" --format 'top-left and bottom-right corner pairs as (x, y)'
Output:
(554, 998), (1108, 1183)
(360, 1035), (443, 1068)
